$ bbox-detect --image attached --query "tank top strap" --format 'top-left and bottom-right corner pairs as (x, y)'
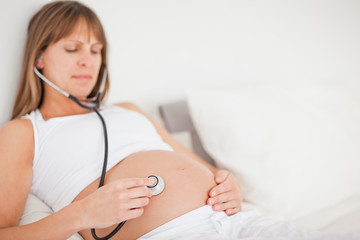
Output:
(21, 110), (41, 167)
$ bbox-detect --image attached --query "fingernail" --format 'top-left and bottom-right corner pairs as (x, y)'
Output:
(216, 177), (222, 182)
(211, 191), (216, 197)
(149, 178), (155, 186)
(208, 199), (214, 205)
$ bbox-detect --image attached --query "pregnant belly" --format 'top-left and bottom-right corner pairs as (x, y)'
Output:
(73, 150), (216, 240)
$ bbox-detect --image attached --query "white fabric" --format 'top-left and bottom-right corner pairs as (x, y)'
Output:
(20, 194), (360, 240)
(138, 205), (359, 240)
(19, 193), (83, 240)
(22, 104), (173, 212)
(187, 83), (360, 228)
(291, 195), (360, 233)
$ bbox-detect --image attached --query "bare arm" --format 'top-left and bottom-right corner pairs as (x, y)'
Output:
(0, 119), (154, 239)
(0, 119), (84, 239)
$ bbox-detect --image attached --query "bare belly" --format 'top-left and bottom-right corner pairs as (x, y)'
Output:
(73, 150), (216, 240)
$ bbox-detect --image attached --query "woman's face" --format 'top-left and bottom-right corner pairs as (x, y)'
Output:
(37, 20), (103, 99)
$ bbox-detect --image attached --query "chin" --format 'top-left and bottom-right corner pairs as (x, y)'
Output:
(70, 88), (95, 99)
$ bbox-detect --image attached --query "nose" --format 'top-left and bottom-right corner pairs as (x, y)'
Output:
(77, 50), (93, 68)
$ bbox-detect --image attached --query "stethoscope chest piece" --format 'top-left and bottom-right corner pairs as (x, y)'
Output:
(147, 175), (165, 196)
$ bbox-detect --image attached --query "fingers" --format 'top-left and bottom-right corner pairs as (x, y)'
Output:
(209, 179), (232, 198)
(208, 189), (235, 205)
(225, 207), (241, 216)
(208, 189), (241, 208)
(80, 177), (156, 229)
(125, 196), (150, 209)
(112, 178), (153, 209)
(208, 192), (242, 216)
(126, 186), (153, 198)
(109, 191), (151, 222)
(208, 193), (241, 211)
(113, 183), (153, 221)
(212, 200), (239, 211)
(126, 207), (144, 220)
(208, 170), (243, 216)
(215, 170), (229, 184)
(116, 177), (155, 189)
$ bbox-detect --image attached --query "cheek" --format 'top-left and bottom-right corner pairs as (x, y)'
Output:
(44, 58), (75, 87)
(46, 51), (73, 72)
(55, 60), (74, 81)
(94, 56), (102, 70)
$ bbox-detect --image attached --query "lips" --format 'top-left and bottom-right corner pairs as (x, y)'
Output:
(72, 75), (92, 82)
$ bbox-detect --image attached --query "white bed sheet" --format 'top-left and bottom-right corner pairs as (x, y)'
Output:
(292, 196), (360, 234)
(138, 234), (359, 240)
(20, 194), (360, 240)
(240, 196), (360, 235)
(242, 200), (360, 236)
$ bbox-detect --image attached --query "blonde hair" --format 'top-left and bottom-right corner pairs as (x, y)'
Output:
(11, 1), (109, 119)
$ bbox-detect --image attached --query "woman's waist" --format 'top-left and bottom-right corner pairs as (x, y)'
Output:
(75, 150), (216, 240)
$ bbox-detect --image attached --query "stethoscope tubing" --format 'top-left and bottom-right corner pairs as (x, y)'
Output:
(34, 66), (125, 239)
(34, 67), (169, 239)
(91, 109), (127, 240)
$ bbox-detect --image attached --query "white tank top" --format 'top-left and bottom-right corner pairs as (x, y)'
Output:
(22, 105), (173, 212)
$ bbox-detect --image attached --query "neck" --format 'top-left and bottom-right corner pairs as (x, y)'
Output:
(39, 87), (93, 120)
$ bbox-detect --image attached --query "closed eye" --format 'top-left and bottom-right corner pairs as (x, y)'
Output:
(65, 48), (77, 53)
(91, 50), (100, 54)
(91, 46), (103, 54)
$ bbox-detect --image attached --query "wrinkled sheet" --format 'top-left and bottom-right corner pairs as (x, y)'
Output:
(138, 205), (360, 240)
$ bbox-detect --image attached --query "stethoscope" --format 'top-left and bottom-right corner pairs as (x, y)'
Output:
(34, 66), (165, 240)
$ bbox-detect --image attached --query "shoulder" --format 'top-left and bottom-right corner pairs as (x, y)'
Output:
(0, 118), (33, 138)
(115, 102), (161, 128)
(0, 118), (34, 161)
(115, 102), (148, 117)
(115, 102), (174, 141)
(115, 102), (145, 115)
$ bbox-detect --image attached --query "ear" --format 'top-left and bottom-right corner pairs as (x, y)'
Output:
(36, 55), (45, 69)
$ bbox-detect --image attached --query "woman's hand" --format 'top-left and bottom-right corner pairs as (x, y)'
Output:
(207, 170), (243, 216)
(78, 177), (154, 229)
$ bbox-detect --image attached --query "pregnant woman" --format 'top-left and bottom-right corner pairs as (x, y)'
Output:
(0, 1), (242, 239)
(3, 1), (355, 240)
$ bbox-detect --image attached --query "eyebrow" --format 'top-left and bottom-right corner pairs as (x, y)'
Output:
(63, 40), (103, 47)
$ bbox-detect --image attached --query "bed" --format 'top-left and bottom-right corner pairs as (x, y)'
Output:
(20, 82), (360, 239)
(160, 98), (360, 235)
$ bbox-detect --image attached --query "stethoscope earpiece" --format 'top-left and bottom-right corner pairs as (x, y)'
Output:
(33, 66), (107, 110)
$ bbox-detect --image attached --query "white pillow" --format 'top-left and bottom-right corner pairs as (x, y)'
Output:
(187, 82), (360, 221)
(20, 193), (84, 240)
